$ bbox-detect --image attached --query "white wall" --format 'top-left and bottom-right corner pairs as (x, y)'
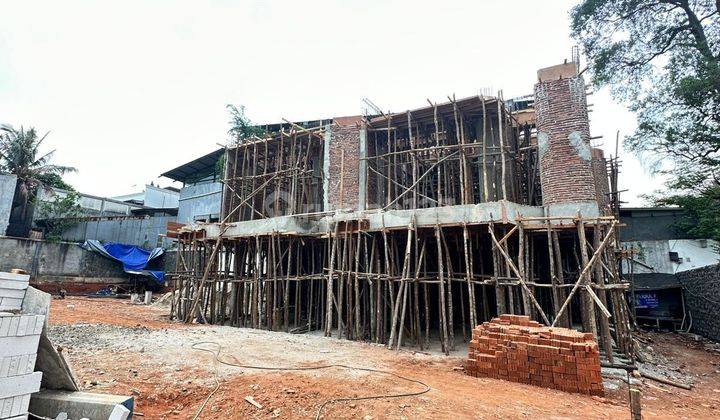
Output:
(35, 187), (141, 217)
(0, 174), (17, 235)
(177, 181), (222, 224)
(143, 185), (179, 209)
(623, 239), (720, 274)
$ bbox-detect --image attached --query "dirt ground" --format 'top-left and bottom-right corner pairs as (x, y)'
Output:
(46, 297), (720, 419)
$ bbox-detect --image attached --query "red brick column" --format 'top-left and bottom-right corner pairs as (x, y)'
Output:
(327, 125), (360, 211)
(534, 68), (596, 206)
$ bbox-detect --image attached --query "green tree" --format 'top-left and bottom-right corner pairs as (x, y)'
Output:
(655, 187), (720, 241)
(33, 191), (83, 242)
(37, 172), (76, 191)
(571, 0), (719, 238)
(0, 125), (77, 232)
(226, 104), (266, 143)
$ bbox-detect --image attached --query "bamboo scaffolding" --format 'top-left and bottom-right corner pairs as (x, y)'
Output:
(172, 95), (633, 361)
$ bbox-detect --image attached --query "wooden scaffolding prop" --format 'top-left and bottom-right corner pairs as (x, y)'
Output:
(170, 214), (634, 360)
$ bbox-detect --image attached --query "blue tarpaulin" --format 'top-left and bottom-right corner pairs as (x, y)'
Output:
(81, 240), (166, 285)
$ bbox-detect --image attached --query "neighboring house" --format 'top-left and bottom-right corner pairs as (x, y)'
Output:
(619, 207), (720, 331)
(31, 186), (179, 249)
(35, 187), (144, 218)
(113, 184), (180, 209)
(161, 148), (224, 224)
(620, 207), (719, 275)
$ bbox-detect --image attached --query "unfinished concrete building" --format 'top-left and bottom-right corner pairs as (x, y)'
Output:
(171, 59), (632, 362)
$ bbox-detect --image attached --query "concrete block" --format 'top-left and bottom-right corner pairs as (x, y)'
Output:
(0, 394), (30, 418)
(0, 336), (41, 358)
(0, 354), (36, 379)
(0, 273), (30, 284)
(29, 391), (133, 420)
(0, 372), (42, 400)
(0, 318), (10, 336)
(0, 298), (23, 312)
(0, 281), (26, 291)
(109, 404), (131, 420)
(0, 316), (43, 338)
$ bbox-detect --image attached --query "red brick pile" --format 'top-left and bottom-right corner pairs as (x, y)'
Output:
(467, 315), (603, 396)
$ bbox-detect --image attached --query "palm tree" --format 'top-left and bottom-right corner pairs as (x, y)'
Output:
(0, 124), (76, 235)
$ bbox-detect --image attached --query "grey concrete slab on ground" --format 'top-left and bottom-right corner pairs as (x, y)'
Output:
(29, 391), (133, 420)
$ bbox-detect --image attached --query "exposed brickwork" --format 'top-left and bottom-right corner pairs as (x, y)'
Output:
(327, 124), (360, 211)
(467, 315), (604, 396)
(677, 264), (720, 341)
(591, 148), (611, 215)
(535, 74), (597, 206)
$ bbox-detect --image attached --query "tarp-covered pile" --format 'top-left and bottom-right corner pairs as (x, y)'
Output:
(81, 240), (166, 285)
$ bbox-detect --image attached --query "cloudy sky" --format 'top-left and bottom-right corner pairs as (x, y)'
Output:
(0, 0), (665, 204)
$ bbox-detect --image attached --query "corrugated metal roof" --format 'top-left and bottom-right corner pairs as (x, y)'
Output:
(161, 148), (224, 183)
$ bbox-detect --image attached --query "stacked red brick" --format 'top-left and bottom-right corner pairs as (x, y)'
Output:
(327, 124), (361, 211)
(467, 315), (603, 396)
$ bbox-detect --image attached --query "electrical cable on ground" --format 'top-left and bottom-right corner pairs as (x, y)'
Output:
(191, 341), (431, 420)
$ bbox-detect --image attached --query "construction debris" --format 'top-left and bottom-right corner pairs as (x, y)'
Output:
(244, 395), (263, 409)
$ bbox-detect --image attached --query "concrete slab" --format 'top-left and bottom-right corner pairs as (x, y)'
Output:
(35, 334), (79, 392)
(192, 199), (605, 240)
(109, 404), (131, 420)
(545, 201), (600, 220)
(29, 391), (133, 420)
(20, 287), (51, 331)
(537, 62), (578, 81)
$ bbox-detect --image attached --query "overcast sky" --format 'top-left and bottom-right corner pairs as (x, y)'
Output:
(0, 0), (665, 204)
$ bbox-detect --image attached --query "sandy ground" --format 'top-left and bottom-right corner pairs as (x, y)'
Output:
(46, 297), (720, 419)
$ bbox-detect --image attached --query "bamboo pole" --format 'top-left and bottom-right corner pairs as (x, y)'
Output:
(577, 217), (598, 338)
(463, 224), (477, 328)
(552, 221), (617, 327)
(488, 224), (550, 325)
(435, 225), (450, 355)
(324, 224), (339, 336)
